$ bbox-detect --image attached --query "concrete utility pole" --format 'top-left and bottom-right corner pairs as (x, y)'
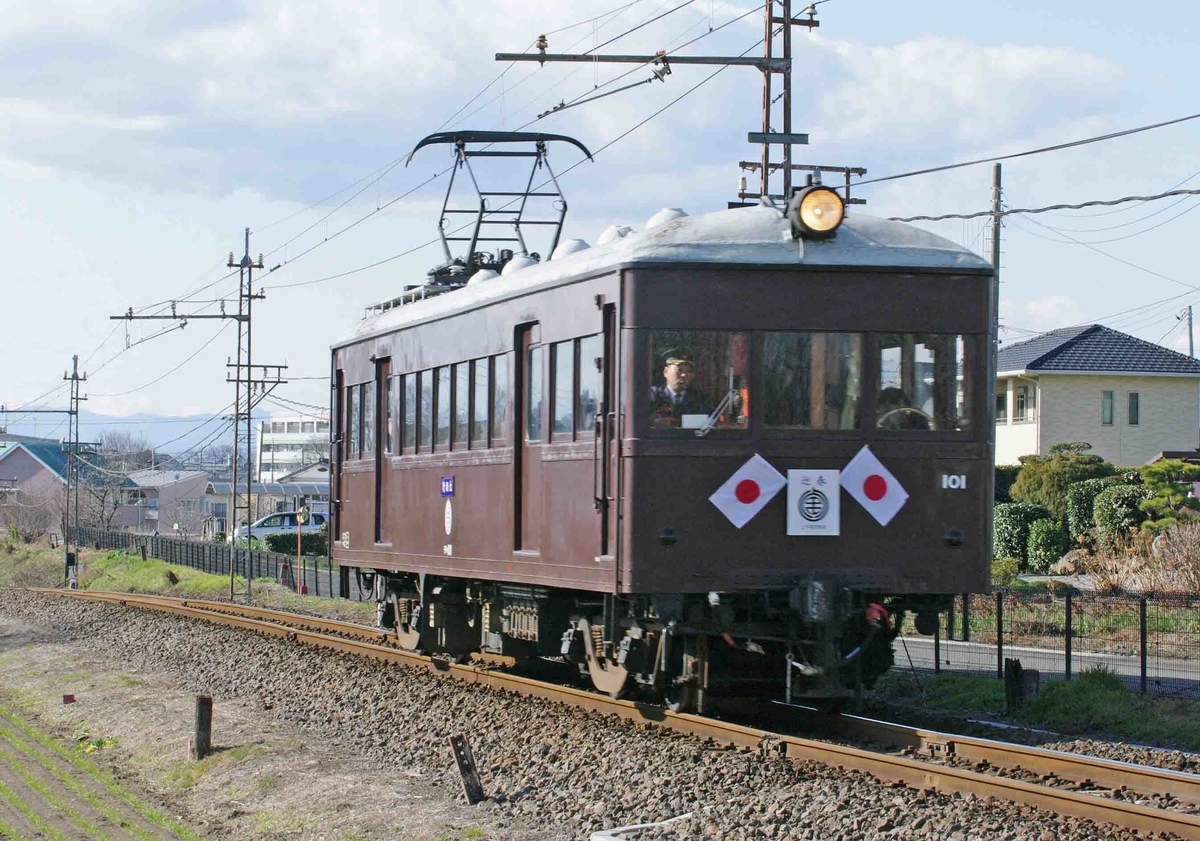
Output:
(1179, 306), (1195, 357)
(63, 355), (86, 587)
(989, 163), (1003, 456)
(110, 227), (287, 603)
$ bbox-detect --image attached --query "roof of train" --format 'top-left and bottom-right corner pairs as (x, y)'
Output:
(335, 204), (993, 349)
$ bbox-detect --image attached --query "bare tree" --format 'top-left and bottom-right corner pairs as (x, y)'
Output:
(0, 490), (55, 542)
(75, 431), (149, 529)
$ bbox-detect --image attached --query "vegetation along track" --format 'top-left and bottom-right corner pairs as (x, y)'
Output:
(33, 588), (1200, 840)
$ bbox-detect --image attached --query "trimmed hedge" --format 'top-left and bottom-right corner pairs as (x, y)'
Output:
(1065, 476), (1125, 542)
(994, 502), (1051, 564)
(1026, 518), (1067, 572)
(265, 531), (326, 556)
(1093, 484), (1152, 550)
(995, 465), (1021, 503)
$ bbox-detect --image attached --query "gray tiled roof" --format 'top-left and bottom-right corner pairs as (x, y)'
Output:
(998, 324), (1200, 375)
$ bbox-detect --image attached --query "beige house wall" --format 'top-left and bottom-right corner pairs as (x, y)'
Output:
(1038, 374), (1198, 465)
(995, 377), (1040, 465)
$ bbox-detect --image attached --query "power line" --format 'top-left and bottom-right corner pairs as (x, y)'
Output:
(89, 323), (232, 398)
(890, 186), (1200, 223)
(857, 110), (1200, 189)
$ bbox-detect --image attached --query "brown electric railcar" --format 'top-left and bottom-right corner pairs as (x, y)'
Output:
(330, 151), (995, 712)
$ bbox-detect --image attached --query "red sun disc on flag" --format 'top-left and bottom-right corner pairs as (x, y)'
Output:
(735, 479), (761, 504)
(863, 474), (887, 501)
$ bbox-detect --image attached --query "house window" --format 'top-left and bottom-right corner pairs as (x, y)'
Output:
(1101, 390), (1114, 426)
(287, 422), (300, 433)
(1015, 386), (1034, 422)
(995, 391), (1007, 422)
(1128, 392), (1140, 426)
(272, 422), (284, 433)
(301, 421), (315, 433)
(316, 420), (329, 433)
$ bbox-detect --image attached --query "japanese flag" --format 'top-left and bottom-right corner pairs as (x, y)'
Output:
(709, 454), (786, 528)
(841, 446), (908, 526)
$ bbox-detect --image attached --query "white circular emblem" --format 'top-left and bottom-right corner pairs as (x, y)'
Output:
(444, 499), (453, 535)
(799, 489), (829, 522)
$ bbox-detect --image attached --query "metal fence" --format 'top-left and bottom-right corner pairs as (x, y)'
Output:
(69, 526), (363, 601)
(895, 590), (1200, 697)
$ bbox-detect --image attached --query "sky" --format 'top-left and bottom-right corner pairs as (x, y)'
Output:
(3, 0), (1200, 448)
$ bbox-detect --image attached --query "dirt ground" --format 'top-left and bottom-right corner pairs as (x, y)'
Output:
(0, 617), (544, 841)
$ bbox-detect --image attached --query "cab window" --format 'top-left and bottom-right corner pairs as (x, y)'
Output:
(877, 333), (973, 432)
(648, 330), (749, 431)
(763, 332), (863, 429)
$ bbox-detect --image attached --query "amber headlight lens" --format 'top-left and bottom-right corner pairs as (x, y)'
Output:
(798, 187), (844, 233)
(788, 186), (845, 238)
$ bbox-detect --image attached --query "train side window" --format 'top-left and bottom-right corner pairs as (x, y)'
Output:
(472, 358), (489, 446)
(419, 370), (433, 451)
(493, 354), (509, 444)
(361, 381), (375, 454)
(648, 330), (749, 431)
(348, 384), (361, 457)
(877, 333), (973, 432)
(526, 346), (544, 442)
(552, 340), (574, 436)
(453, 363), (470, 449)
(763, 332), (863, 430)
(384, 375), (396, 454)
(577, 334), (601, 434)
(435, 366), (451, 449)
(402, 374), (417, 452)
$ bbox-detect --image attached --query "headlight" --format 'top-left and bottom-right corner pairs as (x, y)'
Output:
(787, 186), (845, 238)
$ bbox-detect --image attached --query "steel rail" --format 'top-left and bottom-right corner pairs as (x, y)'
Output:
(31, 589), (1200, 840)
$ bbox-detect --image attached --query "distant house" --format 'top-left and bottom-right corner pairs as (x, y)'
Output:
(112, 469), (210, 537)
(0, 441), (68, 537)
(996, 324), (1200, 465)
(257, 415), (330, 483)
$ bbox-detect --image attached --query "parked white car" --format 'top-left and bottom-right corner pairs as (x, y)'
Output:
(231, 511), (326, 542)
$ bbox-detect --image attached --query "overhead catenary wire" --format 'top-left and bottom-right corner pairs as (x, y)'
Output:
(889, 186), (1200, 224)
(857, 110), (1200, 189)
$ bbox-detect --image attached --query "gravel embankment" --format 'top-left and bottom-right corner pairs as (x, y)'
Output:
(1041, 739), (1200, 776)
(0, 590), (1183, 841)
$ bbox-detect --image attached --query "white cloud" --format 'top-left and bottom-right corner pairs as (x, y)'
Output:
(1001, 294), (1086, 335)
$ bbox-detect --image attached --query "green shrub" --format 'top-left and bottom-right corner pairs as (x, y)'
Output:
(991, 557), (1021, 586)
(1026, 518), (1067, 572)
(1136, 460), (1200, 532)
(993, 502), (1051, 564)
(264, 531), (326, 556)
(1093, 484), (1152, 550)
(994, 465), (1021, 503)
(1009, 443), (1117, 520)
(1065, 476), (1125, 542)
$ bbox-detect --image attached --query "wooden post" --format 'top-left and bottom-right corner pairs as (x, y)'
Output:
(449, 734), (485, 805)
(194, 695), (213, 760)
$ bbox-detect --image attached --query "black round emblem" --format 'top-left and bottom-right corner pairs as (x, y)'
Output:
(799, 489), (828, 522)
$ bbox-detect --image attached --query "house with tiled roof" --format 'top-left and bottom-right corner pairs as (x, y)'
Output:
(996, 324), (1200, 465)
(0, 441), (72, 538)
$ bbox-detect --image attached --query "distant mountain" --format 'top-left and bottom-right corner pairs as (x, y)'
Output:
(0, 408), (272, 455)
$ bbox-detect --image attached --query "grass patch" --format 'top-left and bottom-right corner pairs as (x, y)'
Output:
(0, 535), (67, 588)
(873, 667), (1200, 750)
(79, 551), (235, 599)
(0, 743), (111, 840)
(162, 743), (264, 791)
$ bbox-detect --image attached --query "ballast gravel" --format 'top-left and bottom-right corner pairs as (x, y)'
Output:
(0, 591), (1182, 841)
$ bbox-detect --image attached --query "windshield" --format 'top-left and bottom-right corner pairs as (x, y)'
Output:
(877, 333), (973, 432)
(648, 330), (749, 431)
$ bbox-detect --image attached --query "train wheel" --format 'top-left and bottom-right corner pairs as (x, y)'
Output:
(662, 681), (694, 714)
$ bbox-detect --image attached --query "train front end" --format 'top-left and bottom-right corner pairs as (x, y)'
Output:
(612, 193), (995, 708)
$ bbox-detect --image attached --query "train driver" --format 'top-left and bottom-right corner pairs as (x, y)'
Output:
(650, 352), (714, 426)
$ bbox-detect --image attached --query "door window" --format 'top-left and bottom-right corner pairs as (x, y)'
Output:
(552, 340), (574, 435)
(526, 346), (544, 442)
(493, 354), (509, 443)
(435, 366), (451, 449)
(472, 358), (489, 445)
(578, 334), (601, 434)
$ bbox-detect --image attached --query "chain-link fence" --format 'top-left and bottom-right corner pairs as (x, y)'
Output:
(69, 526), (366, 601)
(895, 590), (1200, 697)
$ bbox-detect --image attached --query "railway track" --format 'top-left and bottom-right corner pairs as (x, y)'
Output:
(33, 588), (1200, 840)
